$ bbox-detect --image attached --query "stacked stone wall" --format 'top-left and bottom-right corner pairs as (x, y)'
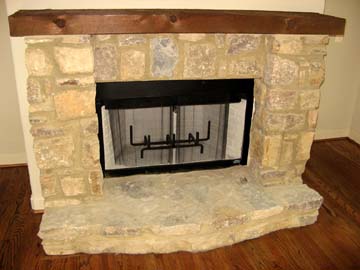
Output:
(25, 34), (328, 206)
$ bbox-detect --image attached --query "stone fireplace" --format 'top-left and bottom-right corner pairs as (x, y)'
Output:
(10, 8), (345, 255)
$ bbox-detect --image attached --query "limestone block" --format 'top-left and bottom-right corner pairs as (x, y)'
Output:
(80, 117), (99, 136)
(25, 37), (54, 44)
(29, 114), (49, 125)
(264, 55), (299, 87)
(227, 57), (260, 77)
(60, 176), (86, 196)
(27, 78), (43, 104)
(31, 124), (65, 138)
(54, 47), (94, 74)
(226, 34), (260, 54)
(34, 136), (74, 169)
(280, 141), (294, 166)
(56, 76), (95, 87)
(215, 34), (226, 48)
(82, 136), (100, 167)
(308, 110), (319, 129)
(54, 90), (96, 120)
(266, 184), (323, 211)
(151, 37), (178, 77)
(303, 35), (329, 45)
(61, 35), (90, 44)
(300, 90), (321, 110)
(29, 98), (54, 113)
(309, 61), (325, 88)
(270, 36), (303, 55)
(266, 89), (297, 111)
(120, 50), (146, 80)
(45, 198), (82, 208)
(296, 132), (315, 160)
(94, 44), (118, 81)
(184, 43), (216, 78)
(178, 34), (206, 42)
(262, 135), (282, 168)
(264, 113), (305, 132)
(25, 48), (53, 76)
(40, 173), (57, 197)
(88, 170), (103, 195)
(118, 35), (146, 46)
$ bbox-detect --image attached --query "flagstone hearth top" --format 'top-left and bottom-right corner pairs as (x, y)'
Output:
(9, 9), (345, 37)
(39, 167), (322, 255)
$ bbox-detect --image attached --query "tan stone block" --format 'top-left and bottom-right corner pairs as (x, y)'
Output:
(280, 141), (294, 166)
(264, 55), (299, 87)
(88, 170), (103, 195)
(270, 35), (303, 55)
(309, 61), (325, 88)
(60, 176), (86, 196)
(303, 35), (329, 45)
(44, 198), (82, 208)
(178, 34), (206, 42)
(118, 35), (146, 46)
(226, 34), (261, 54)
(80, 117), (98, 136)
(308, 110), (319, 128)
(34, 136), (74, 169)
(25, 37), (54, 44)
(31, 124), (65, 138)
(184, 43), (216, 78)
(29, 98), (54, 113)
(25, 48), (53, 76)
(40, 173), (57, 197)
(262, 135), (282, 168)
(56, 76), (95, 87)
(227, 57), (260, 77)
(296, 132), (315, 160)
(120, 50), (146, 80)
(266, 89), (297, 111)
(61, 35), (90, 44)
(94, 44), (118, 81)
(299, 90), (320, 110)
(29, 113), (49, 125)
(27, 77), (43, 104)
(215, 34), (226, 48)
(254, 80), (267, 105)
(54, 47), (94, 74)
(82, 136), (100, 167)
(264, 113), (305, 132)
(54, 90), (96, 120)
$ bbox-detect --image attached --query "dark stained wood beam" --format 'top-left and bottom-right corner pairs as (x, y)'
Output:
(8, 9), (345, 37)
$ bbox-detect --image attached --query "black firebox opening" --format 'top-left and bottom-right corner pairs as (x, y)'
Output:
(96, 79), (254, 177)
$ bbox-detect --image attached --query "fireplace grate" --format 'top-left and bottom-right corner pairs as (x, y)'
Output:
(130, 121), (211, 159)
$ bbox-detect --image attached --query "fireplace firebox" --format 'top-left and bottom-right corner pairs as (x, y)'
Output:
(96, 79), (254, 176)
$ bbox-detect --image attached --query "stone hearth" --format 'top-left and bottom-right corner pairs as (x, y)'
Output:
(40, 167), (322, 254)
(25, 33), (327, 254)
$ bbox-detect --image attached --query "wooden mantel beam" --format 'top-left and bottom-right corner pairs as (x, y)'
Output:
(8, 9), (345, 37)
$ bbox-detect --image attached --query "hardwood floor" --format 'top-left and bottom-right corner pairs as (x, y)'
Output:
(0, 139), (359, 270)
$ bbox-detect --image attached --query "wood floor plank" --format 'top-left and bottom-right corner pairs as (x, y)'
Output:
(0, 139), (360, 270)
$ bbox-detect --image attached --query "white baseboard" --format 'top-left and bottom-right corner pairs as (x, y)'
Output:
(31, 195), (45, 210)
(315, 128), (350, 140)
(0, 152), (27, 165)
(349, 128), (360, 144)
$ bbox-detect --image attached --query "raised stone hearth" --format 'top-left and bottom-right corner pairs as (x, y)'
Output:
(24, 32), (328, 254)
(40, 167), (322, 254)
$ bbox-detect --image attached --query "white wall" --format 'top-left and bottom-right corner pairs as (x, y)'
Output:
(315, 0), (360, 143)
(4, 0), (326, 210)
(0, 0), (26, 165)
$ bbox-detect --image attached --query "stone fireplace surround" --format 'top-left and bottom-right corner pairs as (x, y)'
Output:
(25, 32), (327, 254)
